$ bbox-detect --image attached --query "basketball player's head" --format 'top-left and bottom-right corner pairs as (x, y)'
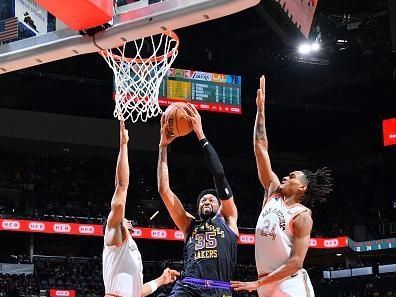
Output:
(279, 167), (332, 206)
(197, 189), (220, 220)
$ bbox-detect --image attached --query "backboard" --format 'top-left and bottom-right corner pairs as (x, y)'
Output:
(0, 0), (260, 74)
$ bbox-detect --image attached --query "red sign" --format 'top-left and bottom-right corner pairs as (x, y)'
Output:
(1, 220), (21, 230)
(0, 219), (348, 249)
(278, 0), (318, 38)
(383, 118), (396, 146)
(239, 234), (255, 244)
(49, 289), (75, 297)
(309, 237), (348, 249)
(158, 98), (242, 114)
(0, 219), (102, 236)
(131, 227), (184, 241)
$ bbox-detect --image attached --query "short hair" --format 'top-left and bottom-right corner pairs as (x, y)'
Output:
(301, 167), (333, 207)
(196, 189), (219, 208)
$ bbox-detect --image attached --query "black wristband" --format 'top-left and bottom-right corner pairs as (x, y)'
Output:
(199, 138), (209, 148)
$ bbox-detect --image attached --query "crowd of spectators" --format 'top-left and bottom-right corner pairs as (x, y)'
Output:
(0, 274), (38, 297)
(35, 257), (103, 296)
(0, 256), (395, 297)
(315, 275), (396, 297)
(1, 150), (393, 240)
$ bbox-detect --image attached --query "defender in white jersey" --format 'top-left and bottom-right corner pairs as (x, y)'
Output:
(103, 121), (180, 297)
(231, 76), (332, 297)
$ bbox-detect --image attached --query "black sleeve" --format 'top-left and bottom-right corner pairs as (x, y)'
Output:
(199, 138), (233, 200)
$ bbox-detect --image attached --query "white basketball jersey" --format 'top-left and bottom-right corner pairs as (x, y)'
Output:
(103, 233), (143, 297)
(255, 194), (310, 275)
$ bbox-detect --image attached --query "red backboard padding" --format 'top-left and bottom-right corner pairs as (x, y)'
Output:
(35, 0), (113, 30)
(278, 0), (318, 38)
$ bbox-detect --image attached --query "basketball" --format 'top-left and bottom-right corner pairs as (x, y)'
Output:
(163, 102), (193, 137)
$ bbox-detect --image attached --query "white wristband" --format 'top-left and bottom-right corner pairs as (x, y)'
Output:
(148, 280), (158, 293)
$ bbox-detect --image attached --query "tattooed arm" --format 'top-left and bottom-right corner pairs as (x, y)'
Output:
(105, 121), (130, 246)
(254, 76), (280, 205)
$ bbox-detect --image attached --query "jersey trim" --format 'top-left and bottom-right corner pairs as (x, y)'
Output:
(302, 270), (311, 297)
(215, 213), (239, 238)
(104, 232), (130, 249)
(258, 272), (269, 278)
(280, 197), (305, 209)
(105, 293), (123, 297)
(181, 277), (231, 289)
(264, 193), (282, 207)
(115, 235), (129, 247)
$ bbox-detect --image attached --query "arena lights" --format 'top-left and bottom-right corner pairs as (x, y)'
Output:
(311, 43), (320, 51)
(149, 211), (159, 220)
(298, 42), (320, 55)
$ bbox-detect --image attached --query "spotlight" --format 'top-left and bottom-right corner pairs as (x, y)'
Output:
(298, 43), (312, 54)
(312, 43), (320, 51)
(149, 210), (159, 220)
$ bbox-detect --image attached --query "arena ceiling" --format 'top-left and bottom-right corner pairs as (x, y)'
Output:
(0, 0), (394, 158)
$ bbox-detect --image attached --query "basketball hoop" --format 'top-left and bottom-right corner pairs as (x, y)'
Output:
(99, 30), (179, 122)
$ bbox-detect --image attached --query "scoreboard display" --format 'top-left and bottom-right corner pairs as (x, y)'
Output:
(158, 68), (242, 114)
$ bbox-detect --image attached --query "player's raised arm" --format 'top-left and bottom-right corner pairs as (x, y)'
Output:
(104, 121), (130, 246)
(185, 103), (238, 235)
(157, 114), (193, 235)
(254, 76), (280, 201)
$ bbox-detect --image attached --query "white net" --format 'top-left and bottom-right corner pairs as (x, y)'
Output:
(100, 31), (179, 122)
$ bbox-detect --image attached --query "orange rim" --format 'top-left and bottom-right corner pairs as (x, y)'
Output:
(99, 30), (179, 64)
